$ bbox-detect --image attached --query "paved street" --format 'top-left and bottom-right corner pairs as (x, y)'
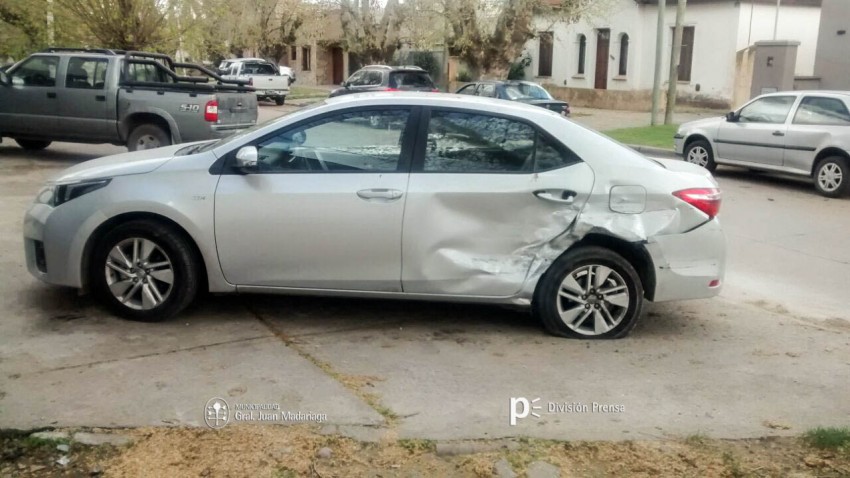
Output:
(1, 104), (848, 443)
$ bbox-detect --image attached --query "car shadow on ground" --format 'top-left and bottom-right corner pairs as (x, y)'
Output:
(0, 145), (101, 163)
(714, 166), (815, 194)
(18, 282), (714, 342)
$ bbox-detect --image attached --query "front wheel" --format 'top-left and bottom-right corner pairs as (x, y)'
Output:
(16, 139), (52, 150)
(92, 220), (199, 322)
(684, 139), (716, 172)
(127, 124), (171, 152)
(814, 156), (850, 198)
(533, 246), (644, 339)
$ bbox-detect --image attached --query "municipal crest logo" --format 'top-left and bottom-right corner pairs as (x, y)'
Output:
(204, 397), (229, 429)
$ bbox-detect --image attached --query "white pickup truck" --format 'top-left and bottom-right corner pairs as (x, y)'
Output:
(219, 58), (290, 105)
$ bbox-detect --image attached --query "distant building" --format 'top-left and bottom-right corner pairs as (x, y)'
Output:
(523, 0), (822, 109)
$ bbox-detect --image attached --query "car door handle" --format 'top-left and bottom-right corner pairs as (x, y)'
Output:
(356, 189), (403, 201)
(534, 189), (577, 204)
(772, 131), (785, 137)
(95, 95), (106, 101)
(46, 92), (56, 99)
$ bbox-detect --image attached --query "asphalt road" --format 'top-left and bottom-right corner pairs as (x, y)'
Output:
(0, 104), (848, 442)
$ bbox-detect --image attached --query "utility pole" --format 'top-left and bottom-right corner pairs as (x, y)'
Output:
(665, 0), (686, 125)
(650, 0), (666, 126)
(46, 0), (55, 46)
(773, 0), (781, 40)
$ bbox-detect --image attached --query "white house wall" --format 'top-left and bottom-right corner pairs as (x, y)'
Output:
(524, 0), (820, 105)
(737, 2), (821, 76)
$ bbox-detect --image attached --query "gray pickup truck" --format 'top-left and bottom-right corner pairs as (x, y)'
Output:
(0, 48), (258, 151)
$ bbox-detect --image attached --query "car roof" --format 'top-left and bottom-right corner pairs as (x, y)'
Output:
(760, 90), (850, 98)
(361, 65), (426, 72)
(325, 91), (554, 117)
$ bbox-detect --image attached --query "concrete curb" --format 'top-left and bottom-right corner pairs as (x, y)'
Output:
(627, 144), (680, 159)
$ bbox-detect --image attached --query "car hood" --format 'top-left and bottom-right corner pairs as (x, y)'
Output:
(679, 116), (724, 132)
(50, 143), (188, 184)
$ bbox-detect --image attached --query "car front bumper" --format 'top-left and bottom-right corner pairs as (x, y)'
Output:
(645, 217), (726, 302)
(673, 134), (685, 155)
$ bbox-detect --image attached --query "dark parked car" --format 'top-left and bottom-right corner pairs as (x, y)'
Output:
(456, 80), (570, 116)
(329, 65), (438, 97)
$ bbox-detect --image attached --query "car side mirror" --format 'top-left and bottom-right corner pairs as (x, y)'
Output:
(0, 71), (9, 86)
(725, 111), (739, 122)
(342, 81), (350, 88)
(235, 146), (258, 172)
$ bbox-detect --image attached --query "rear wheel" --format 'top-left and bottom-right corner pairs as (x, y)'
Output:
(127, 124), (170, 152)
(275, 96), (285, 106)
(92, 220), (199, 322)
(16, 139), (51, 150)
(533, 246), (644, 339)
(684, 139), (716, 172)
(814, 156), (850, 198)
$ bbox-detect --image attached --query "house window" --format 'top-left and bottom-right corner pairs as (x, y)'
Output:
(674, 26), (695, 82)
(290, 46), (297, 61)
(538, 31), (553, 77)
(577, 34), (586, 75)
(618, 33), (629, 76)
(301, 46), (311, 71)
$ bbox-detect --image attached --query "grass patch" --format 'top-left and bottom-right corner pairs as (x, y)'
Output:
(288, 86), (329, 100)
(398, 439), (436, 454)
(20, 435), (70, 449)
(804, 427), (850, 450)
(603, 124), (679, 149)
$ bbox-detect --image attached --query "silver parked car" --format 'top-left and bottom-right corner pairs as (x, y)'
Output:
(675, 91), (850, 197)
(24, 93), (725, 339)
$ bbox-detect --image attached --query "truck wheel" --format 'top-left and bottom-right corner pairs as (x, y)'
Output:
(16, 139), (52, 151)
(128, 124), (171, 152)
(92, 220), (199, 322)
(275, 96), (285, 106)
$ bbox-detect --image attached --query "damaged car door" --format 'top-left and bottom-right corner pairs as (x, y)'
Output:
(401, 108), (595, 296)
(214, 107), (416, 291)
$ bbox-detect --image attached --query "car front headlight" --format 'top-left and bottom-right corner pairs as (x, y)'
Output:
(34, 185), (55, 205)
(51, 179), (111, 207)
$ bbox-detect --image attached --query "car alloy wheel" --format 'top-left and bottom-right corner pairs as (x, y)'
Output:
(534, 246), (644, 339)
(817, 162), (842, 193)
(687, 146), (709, 167)
(814, 156), (850, 198)
(93, 219), (199, 322)
(135, 134), (161, 150)
(684, 139), (716, 172)
(556, 264), (630, 336)
(105, 237), (174, 310)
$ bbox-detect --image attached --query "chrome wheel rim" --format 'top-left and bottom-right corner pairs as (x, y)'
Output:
(818, 163), (843, 192)
(136, 134), (160, 150)
(105, 238), (174, 310)
(556, 264), (630, 336)
(686, 146), (709, 167)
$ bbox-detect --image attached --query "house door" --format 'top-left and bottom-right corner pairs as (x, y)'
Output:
(332, 47), (344, 84)
(595, 29), (610, 90)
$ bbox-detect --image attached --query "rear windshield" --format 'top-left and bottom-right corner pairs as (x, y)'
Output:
(243, 62), (277, 75)
(389, 71), (434, 89)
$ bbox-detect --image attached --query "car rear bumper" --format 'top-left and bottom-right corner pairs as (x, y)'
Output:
(645, 218), (725, 302)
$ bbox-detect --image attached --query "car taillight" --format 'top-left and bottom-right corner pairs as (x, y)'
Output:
(384, 87), (399, 92)
(673, 188), (722, 219)
(431, 88), (440, 92)
(204, 100), (219, 122)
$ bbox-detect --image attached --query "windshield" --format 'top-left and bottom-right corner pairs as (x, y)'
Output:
(187, 101), (330, 155)
(503, 83), (552, 100)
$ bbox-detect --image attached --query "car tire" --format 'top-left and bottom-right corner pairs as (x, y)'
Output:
(16, 139), (51, 150)
(533, 246), (644, 339)
(275, 96), (285, 106)
(814, 156), (850, 198)
(684, 139), (717, 172)
(127, 124), (171, 152)
(91, 220), (199, 322)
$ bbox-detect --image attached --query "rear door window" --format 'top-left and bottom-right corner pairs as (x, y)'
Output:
(244, 62), (277, 75)
(792, 96), (850, 126)
(65, 57), (108, 89)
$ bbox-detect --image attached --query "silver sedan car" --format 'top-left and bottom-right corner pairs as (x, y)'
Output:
(675, 91), (850, 197)
(24, 93), (725, 339)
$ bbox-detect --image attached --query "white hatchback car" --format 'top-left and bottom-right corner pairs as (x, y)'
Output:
(25, 93), (725, 339)
(675, 91), (850, 197)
